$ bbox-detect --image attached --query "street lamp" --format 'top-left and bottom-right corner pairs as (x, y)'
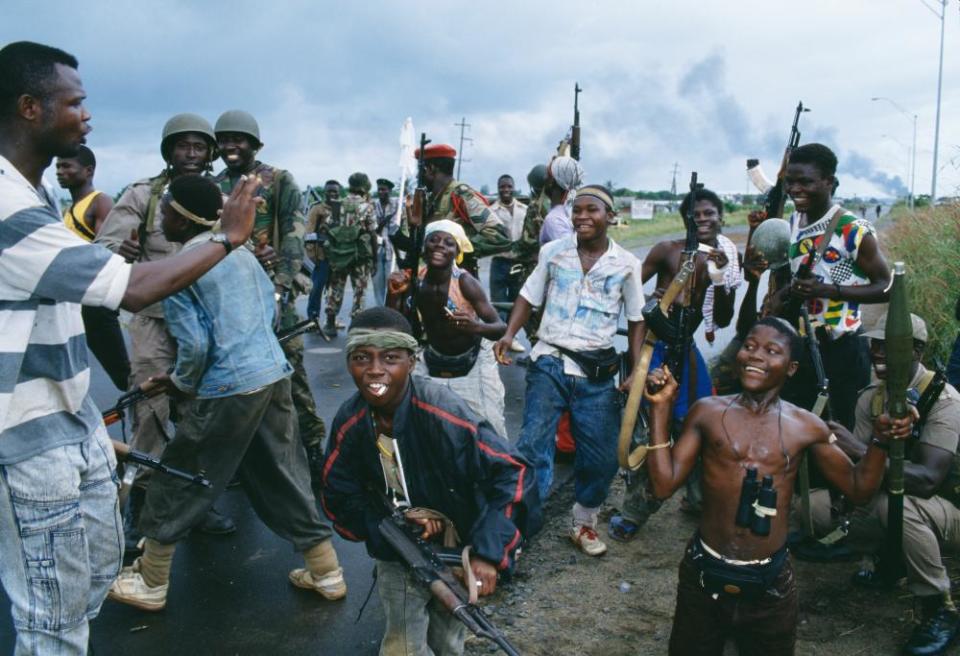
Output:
(917, 0), (949, 200)
(871, 96), (917, 209)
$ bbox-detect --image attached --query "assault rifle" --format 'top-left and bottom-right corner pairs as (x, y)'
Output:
(277, 316), (321, 345)
(101, 381), (163, 427)
(746, 101), (809, 221)
(405, 132), (431, 339)
(378, 502), (520, 656)
(570, 82), (582, 161)
(663, 171), (703, 385)
(112, 439), (212, 489)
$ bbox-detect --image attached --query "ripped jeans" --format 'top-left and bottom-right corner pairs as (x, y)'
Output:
(0, 425), (123, 655)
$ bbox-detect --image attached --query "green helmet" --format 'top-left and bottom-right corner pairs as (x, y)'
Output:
(160, 113), (217, 162)
(527, 164), (548, 192)
(214, 109), (261, 146)
(348, 172), (371, 193)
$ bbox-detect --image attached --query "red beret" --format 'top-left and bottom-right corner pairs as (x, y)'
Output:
(415, 143), (457, 160)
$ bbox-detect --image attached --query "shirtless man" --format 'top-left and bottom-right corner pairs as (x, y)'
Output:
(644, 317), (905, 655)
(387, 219), (507, 435)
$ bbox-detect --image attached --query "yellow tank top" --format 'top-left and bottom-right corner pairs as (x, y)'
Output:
(63, 190), (101, 242)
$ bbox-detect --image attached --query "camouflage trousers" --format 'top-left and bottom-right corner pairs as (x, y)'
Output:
(325, 264), (370, 320)
(279, 299), (326, 451)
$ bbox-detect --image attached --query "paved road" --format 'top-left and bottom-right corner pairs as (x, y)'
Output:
(0, 239), (756, 654)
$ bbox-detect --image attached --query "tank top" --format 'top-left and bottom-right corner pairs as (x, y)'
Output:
(63, 190), (102, 242)
(417, 264), (478, 319)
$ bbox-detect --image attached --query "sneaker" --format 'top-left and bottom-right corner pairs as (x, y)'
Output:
(570, 525), (607, 556)
(904, 607), (960, 656)
(509, 340), (526, 353)
(288, 567), (347, 601)
(108, 560), (168, 611)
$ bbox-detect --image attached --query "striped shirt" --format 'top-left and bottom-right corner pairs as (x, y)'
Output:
(0, 155), (131, 463)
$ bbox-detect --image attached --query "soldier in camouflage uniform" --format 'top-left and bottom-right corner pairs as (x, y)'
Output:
(513, 164), (551, 345)
(321, 172), (377, 338)
(305, 180), (341, 320)
(97, 113), (236, 548)
(213, 110), (327, 487)
(396, 144), (510, 277)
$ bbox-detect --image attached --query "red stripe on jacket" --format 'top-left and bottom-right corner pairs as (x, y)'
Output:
(476, 440), (525, 520)
(320, 407), (367, 541)
(499, 528), (522, 570)
(411, 396), (477, 434)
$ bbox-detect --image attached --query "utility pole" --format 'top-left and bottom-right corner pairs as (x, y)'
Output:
(930, 0), (948, 200)
(453, 117), (472, 180)
(669, 162), (679, 197)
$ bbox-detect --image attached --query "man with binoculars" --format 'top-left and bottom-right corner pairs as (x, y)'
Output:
(642, 317), (903, 656)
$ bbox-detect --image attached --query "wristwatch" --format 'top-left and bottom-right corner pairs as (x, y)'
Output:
(211, 233), (232, 254)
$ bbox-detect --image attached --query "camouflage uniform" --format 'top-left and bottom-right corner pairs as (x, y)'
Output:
(513, 193), (552, 341)
(215, 163), (327, 455)
(95, 172), (178, 483)
(323, 192), (376, 320)
(426, 180), (510, 275)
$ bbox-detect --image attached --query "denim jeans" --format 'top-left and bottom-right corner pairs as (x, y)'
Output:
(517, 355), (620, 508)
(377, 560), (465, 656)
(372, 248), (391, 307)
(488, 257), (523, 322)
(0, 424), (123, 655)
(306, 259), (329, 319)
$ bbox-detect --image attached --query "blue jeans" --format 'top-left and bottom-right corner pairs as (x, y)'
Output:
(306, 259), (329, 319)
(488, 257), (523, 321)
(372, 248), (391, 307)
(0, 425), (123, 655)
(517, 355), (620, 508)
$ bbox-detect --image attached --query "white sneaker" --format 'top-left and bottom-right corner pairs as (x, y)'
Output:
(509, 340), (526, 353)
(570, 525), (608, 556)
(289, 566), (347, 600)
(108, 560), (168, 611)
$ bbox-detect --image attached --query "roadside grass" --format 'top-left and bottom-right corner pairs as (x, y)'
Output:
(611, 208), (752, 247)
(885, 202), (960, 364)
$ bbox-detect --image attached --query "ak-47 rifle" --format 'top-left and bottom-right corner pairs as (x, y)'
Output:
(570, 83), (582, 161)
(405, 132), (431, 339)
(378, 501), (521, 656)
(101, 381), (163, 427)
(747, 101), (809, 222)
(879, 261), (912, 584)
(617, 172), (702, 470)
(277, 316), (321, 345)
(112, 439), (212, 489)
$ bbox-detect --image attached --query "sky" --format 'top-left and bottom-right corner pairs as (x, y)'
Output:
(5, 0), (960, 199)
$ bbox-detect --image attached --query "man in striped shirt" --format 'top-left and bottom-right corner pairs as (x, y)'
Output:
(0, 41), (257, 655)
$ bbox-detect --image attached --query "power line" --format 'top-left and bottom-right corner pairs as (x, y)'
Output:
(453, 117), (472, 180)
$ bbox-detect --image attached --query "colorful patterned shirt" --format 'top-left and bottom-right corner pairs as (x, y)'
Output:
(520, 234), (644, 377)
(789, 204), (877, 335)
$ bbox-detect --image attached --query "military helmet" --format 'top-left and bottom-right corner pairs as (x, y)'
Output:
(749, 218), (791, 269)
(348, 172), (371, 193)
(160, 113), (217, 162)
(527, 164), (548, 192)
(214, 109), (261, 146)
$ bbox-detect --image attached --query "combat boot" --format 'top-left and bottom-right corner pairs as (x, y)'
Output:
(904, 596), (960, 656)
(322, 313), (338, 339)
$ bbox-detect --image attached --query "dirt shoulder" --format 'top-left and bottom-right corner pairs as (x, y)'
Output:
(467, 476), (931, 656)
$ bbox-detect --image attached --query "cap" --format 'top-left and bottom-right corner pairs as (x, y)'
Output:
(863, 312), (928, 342)
(415, 144), (457, 160)
(376, 178), (395, 190)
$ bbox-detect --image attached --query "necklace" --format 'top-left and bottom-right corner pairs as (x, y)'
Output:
(720, 395), (789, 470)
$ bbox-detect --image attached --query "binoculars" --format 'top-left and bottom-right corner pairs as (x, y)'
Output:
(734, 467), (777, 537)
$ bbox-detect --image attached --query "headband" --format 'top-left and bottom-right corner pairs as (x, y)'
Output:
(575, 185), (615, 211)
(345, 328), (419, 355)
(164, 194), (218, 227)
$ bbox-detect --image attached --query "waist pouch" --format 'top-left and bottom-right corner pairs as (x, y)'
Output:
(423, 343), (481, 378)
(690, 539), (788, 601)
(548, 343), (620, 382)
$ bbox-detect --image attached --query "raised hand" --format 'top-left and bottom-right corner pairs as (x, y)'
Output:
(220, 174), (261, 248)
(118, 228), (140, 262)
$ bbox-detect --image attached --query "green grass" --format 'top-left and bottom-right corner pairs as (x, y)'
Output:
(884, 203), (960, 364)
(610, 209), (752, 248)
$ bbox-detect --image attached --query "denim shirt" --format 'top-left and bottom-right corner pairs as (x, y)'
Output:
(164, 232), (292, 398)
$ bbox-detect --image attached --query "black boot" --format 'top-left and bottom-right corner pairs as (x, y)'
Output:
(197, 506), (237, 535)
(904, 597), (960, 656)
(322, 313), (337, 339)
(304, 442), (324, 496)
(123, 486), (146, 557)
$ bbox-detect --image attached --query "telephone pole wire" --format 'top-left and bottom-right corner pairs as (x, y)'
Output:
(454, 117), (472, 180)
